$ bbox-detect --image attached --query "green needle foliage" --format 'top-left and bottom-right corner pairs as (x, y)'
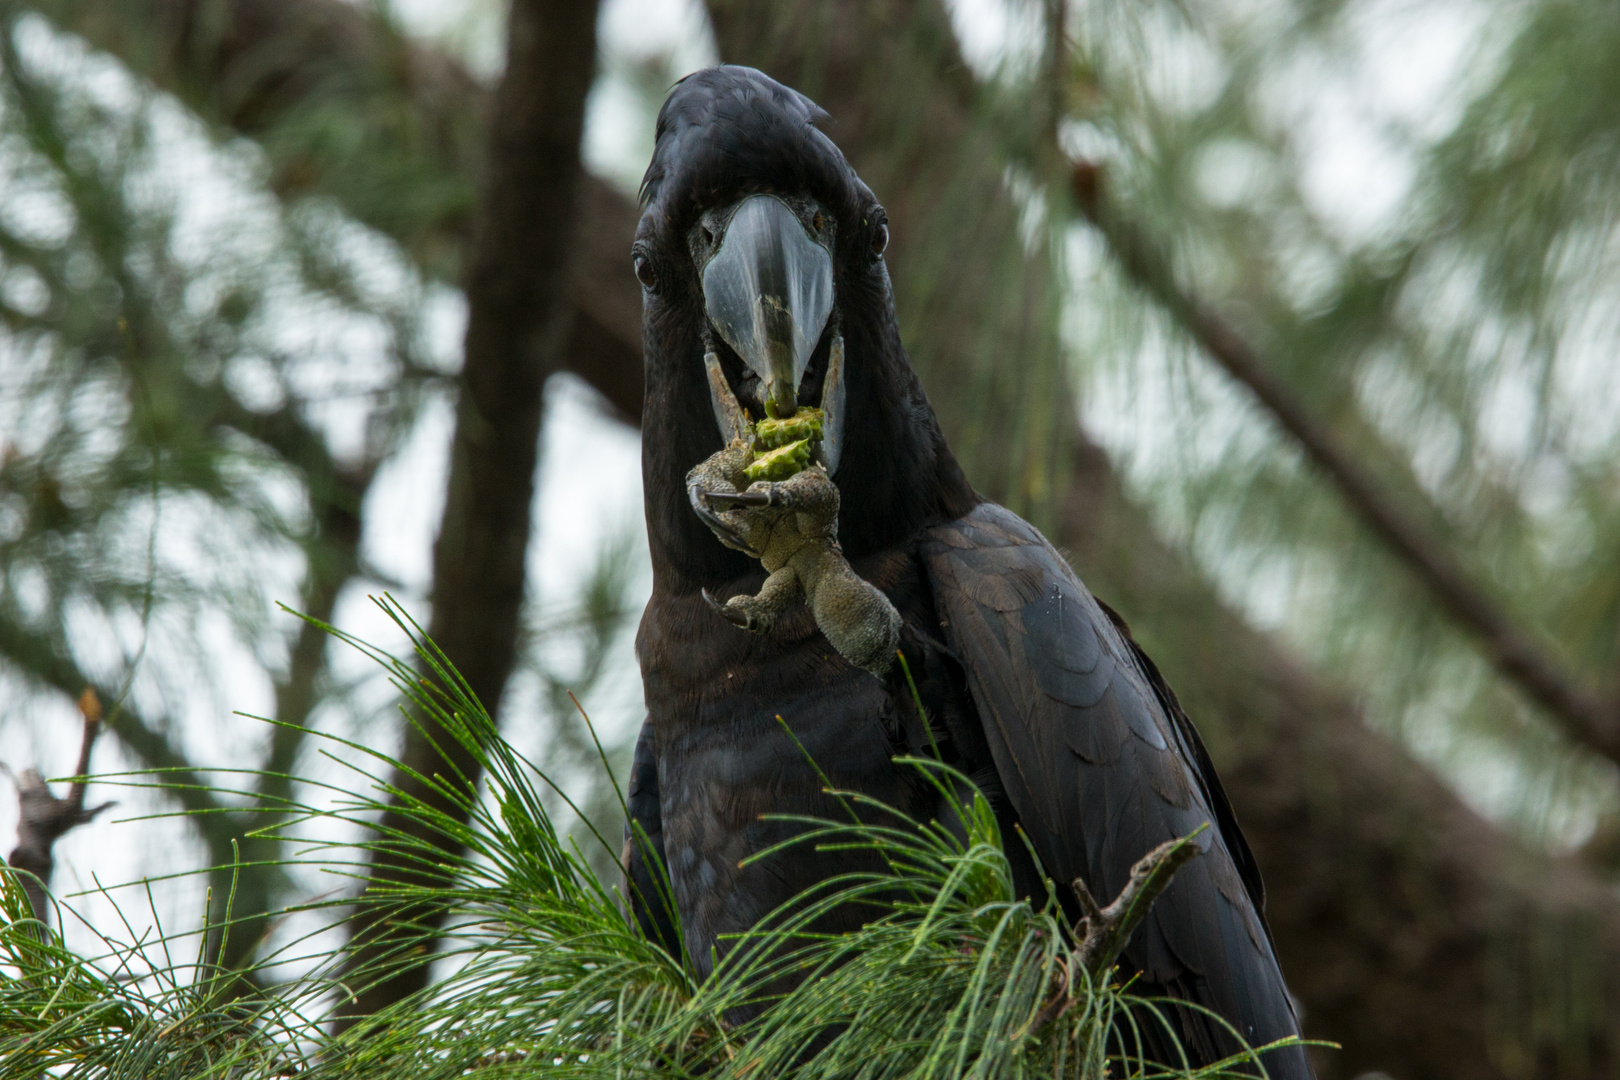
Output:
(0, 597), (1294, 1078)
(0, 871), (319, 1076)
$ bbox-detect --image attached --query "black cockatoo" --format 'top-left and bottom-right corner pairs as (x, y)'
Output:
(623, 65), (1313, 1079)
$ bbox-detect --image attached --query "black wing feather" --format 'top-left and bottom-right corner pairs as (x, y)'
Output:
(1097, 597), (1271, 934)
(622, 720), (682, 963)
(922, 503), (1311, 1079)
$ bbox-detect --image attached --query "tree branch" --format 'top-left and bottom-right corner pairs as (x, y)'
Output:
(3, 689), (113, 925)
(1025, 830), (1203, 1037)
(1071, 830), (1203, 982)
(1069, 161), (1620, 766)
(1056, 428), (1620, 1080)
(0, 618), (216, 805)
(26, 0), (645, 422)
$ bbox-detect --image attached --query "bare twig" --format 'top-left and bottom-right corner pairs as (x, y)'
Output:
(1026, 829), (1203, 1035)
(1072, 829), (1203, 982)
(1070, 161), (1620, 765)
(5, 689), (116, 926)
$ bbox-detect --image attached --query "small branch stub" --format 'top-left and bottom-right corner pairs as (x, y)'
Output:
(1072, 827), (1204, 983)
(4, 688), (115, 926)
(1027, 827), (1205, 1037)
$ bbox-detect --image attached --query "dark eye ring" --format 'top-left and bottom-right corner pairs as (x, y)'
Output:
(634, 254), (656, 289)
(870, 221), (889, 257)
(812, 211), (825, 232)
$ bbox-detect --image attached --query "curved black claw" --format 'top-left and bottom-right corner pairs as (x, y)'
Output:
(705, 488), (777, 509)
(688, 483), (760, 558)
(702, 587), (752, 629)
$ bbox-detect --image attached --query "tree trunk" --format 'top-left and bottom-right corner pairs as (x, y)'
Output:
(332, 0), (603, 1023)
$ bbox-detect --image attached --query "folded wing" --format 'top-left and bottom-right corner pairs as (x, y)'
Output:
(922, 502), (1312, 1078)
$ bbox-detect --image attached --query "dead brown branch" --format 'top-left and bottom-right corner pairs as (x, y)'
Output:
(1070, 160), (1620, 766)
(1072, 829), (1203, 983)
(1027, 830), (1204, 1037)
(4, 688), (114, 925)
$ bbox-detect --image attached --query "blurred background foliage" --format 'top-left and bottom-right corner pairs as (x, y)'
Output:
(1062, 0), (1620, 843)
(2, 0), (1619, 1075)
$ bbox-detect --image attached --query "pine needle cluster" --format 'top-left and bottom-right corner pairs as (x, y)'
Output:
(0, 600), (1293, 1078)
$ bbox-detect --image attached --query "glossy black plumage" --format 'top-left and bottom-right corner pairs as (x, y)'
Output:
(626, 65), (1312, 1077)
(922, 504), (1307, 1071)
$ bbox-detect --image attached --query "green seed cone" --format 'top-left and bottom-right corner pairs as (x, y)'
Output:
(742, 406), (824, 482)
(754, 407), (824, 450)
(744, 438), (814, 482)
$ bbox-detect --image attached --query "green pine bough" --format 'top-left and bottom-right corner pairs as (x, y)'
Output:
(0, 598), (1312, 1080)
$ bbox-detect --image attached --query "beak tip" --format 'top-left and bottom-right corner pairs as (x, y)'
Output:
(766, 379), (798, 419)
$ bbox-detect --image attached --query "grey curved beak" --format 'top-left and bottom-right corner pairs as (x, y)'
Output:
(702, 195), (833, 419)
